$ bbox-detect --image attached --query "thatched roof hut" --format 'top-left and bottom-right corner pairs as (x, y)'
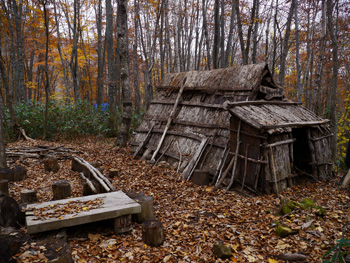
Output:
(131, 63), (333, 194)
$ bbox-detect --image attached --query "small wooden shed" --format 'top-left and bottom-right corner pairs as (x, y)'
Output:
(131, 63), (333, 194)
(224, 101), (333, 194)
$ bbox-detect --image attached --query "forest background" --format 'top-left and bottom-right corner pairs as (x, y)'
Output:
(0, 0), (349, 168)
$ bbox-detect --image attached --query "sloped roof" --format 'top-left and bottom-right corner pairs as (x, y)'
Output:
(226, 101), (330, 131)
(158, 63), (278, 92)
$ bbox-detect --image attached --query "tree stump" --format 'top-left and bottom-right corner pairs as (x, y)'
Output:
(71, 159), (84, 172)
(21, 189), (37, 204)
(52, 180), (71, 200)
(82, 180), (101, 196)
(142, 220), (164, 247)
(133, 195), (154, 223)
(0, 166), (27, 182)
(0, 179), (9, 196)
(192, 170), (210, 186)
(44, 158), (60, 172)
(0, 227), (30, 262)
(108, 169), (119, 179)
(113, 214), (132, 234)
(0, 195), (23, 228)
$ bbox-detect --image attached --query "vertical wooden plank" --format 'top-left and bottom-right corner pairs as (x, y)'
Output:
(183, 137), (209, 180)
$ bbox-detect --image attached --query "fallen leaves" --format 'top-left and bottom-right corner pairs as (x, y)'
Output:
(7, 136), (350, 262)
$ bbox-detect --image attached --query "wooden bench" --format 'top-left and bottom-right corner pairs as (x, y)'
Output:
(25, 191), (141, 234)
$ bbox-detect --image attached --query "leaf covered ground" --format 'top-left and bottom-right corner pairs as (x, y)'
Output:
(7, 136), (350, 262)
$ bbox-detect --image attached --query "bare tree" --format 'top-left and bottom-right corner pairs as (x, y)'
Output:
(116, 0), (132, 147)
(295, 1), (301, 102)
(326, 0), (339, 162)
(0, 98), (6, 169)
(42, 0), (50, 140)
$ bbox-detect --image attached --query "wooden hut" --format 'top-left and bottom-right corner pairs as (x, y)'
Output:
(131, 63), (333, 194)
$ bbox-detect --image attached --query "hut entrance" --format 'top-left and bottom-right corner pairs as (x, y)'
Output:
(292, 128), (312, 174)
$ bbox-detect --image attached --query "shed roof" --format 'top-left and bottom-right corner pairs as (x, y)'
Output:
(158, 63), (278, 92)
(226, 101), (330, 131)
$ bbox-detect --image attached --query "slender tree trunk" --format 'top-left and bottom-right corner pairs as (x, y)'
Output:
(326, 0), (338, 162)
(252, 0), (260, 64)
(53, 0), (70, 103)
(96, 0), (104, 106)
(0, 96), (6, 169)
(43, 1), (50, 140)
(116, 0), (132, 147)
(225, 1), (235, 67)
(278, 0), (296, 86)
(133, 0), (141, 114)
(106, 0), (117, 135)
(202, 0), (211, 69)
(70, 0), (80, 102)
(314, 0), (327, 115)
(212, 0), (220, 69)
(295, 2), (302, 102)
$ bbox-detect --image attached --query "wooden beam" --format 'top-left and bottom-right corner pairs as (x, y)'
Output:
(183, 137), (209, 180)
(225, 100), (302, 108)
(133, 124), (154, 158)
(261, 139), (296, 148)
(150, 100), (224, 110)
(262, 120), (330, 130)
(228, 152), (267, 164)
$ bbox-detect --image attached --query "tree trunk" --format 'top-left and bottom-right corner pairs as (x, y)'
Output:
(116, 0), (132, 147)
(106, 0), (117, 134)
(212, 0), (220, 69)
(252, 0), (260, 64)
(278, 0), (296, 86)
(53, 0), (70, 103)
(326, 0), (338, 162)
(225, 2), (235, 67)
(96, 0), (104, 106)
(202, 0), (211, 69)
(295, 1), (302, 102)
(0, 98), (6, 169)
(43, 1), (50, 140)
(133, 0), (141, 114)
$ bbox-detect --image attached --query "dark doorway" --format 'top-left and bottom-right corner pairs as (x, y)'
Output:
(292, 128), (312, 174)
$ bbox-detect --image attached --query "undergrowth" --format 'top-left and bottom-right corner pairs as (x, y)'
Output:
(2, 100), (143, 140)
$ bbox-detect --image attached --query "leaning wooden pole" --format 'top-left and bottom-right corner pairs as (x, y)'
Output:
(151, 83), (185, 162)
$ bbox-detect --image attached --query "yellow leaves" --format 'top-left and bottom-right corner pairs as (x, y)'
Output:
(268, 259), (278, 263)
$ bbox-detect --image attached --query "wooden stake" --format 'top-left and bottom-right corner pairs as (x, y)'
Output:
(151, 83), (185, 162)
(133, 124), (154, 159)
(211, 146), (229, 186)
(79, 172), (97, 194)
(241, 144), (249, 191)
(183, 137), (209, 180)
(226, 120), (242, 191)
(270, 146), (279, 197)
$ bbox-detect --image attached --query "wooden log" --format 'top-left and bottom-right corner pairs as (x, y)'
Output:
(142, 220), (165, 247)
(0, 166), (27, 182)
(71, 158), (84, 172)
(214, 155), (235, 191)
(114, 214), (132, 234)
(270, 146), (279, 197)
(192, 170), (210, 186)
(20, 189), (37, 204)
(72, 156), (111, 192)
(226, 120), (242, 191)
(80, 172), (99, 196)
(0, 228), (30, 262)
(0, 179), (9, 196)
(108, 169), (119, 179)
(151, 83), (185, 162)
(183, 137), (209, 180)
(133, 124), (154, 159)
(44, 157), (60, 172)
(211, 146), (229, 185)
(133, 195), (154, 223)
(241, 145), (249, 191)
(52, 180), (71, 200)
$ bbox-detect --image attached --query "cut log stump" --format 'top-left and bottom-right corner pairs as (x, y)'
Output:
(133, 195), (154, 223)
(113, 214), (132, 234)
(52, 180), (71, 200)
(0, 227), (30, 262)
(108, 169), (119, 179)
(83, 180), (101, 196)
(44, 158), (60, 172)
(0, 195), (23, 228)
(21, 189), (37, 204)
(142, 220), (164, 247)
(71, 159), (84, 172)
(192, 170), (210, 186)
(0, 166), (27, 182)
(0, 179), (9, 196)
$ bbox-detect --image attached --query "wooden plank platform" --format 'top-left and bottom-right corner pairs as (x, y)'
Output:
(25, 191), (141, 234)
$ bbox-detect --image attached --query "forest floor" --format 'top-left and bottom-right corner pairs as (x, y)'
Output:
(6, 136), (350, 262)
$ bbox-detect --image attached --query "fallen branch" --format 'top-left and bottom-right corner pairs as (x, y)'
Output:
(20, 127), (35, 141)
(72, 156), (111, 192)
(79, 172), (97, 194)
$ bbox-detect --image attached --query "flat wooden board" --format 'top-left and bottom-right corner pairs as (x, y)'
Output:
(25, 191), (141, 234)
